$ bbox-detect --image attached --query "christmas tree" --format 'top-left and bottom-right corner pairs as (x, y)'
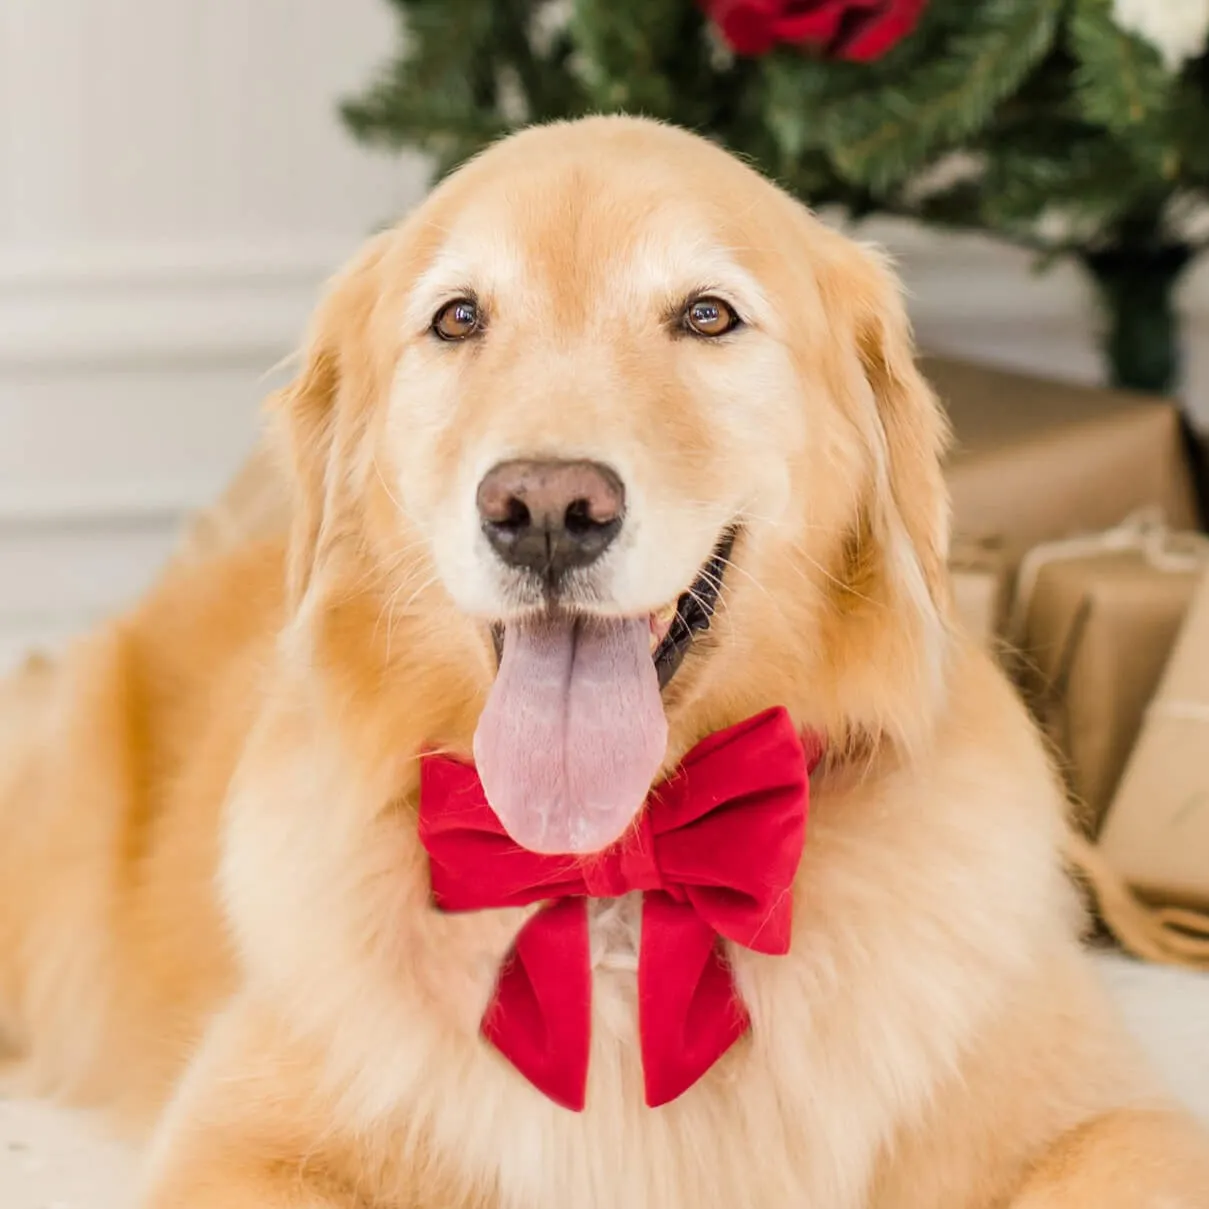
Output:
(343, 0), (1209, 396)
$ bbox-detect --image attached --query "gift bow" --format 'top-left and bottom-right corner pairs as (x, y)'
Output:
(418, 707), (819, 1110)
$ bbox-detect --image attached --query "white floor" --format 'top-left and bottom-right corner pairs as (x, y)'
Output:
(2, 954), (1208, 1208)
(0, 1097), (137, 1209)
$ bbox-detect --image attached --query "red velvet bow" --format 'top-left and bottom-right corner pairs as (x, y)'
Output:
(419, 707), (818, 1110)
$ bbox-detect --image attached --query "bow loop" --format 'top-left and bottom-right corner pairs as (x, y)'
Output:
(421, 757), (586, 909)
(418, 706), (815, 1109)
(639, 892), (752, 1107)
(648, 708), (810, 953)
(482, 900), (592, 1112)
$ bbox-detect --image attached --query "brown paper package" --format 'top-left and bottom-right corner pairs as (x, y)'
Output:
(1100, 572), (1209, 910)
(926, 356), (1199, 549)
(1014, 550), (1202, 834)
(948, 537), (1014, 651)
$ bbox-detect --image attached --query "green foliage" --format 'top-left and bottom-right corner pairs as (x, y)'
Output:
(1069, 0), (1174, 177)
(343, 0), (1209, 265)
(819, 0), (1064, 192)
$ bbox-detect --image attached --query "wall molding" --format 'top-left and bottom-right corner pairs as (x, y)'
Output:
(0, 239), (366, 368)
(861, 217), (1209, 320)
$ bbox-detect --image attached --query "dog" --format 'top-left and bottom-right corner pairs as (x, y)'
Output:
(2, 116), (1208, 1208)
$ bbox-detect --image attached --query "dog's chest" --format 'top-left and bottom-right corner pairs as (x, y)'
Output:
(417, 875), (944, 1209)
(586, 893), (643, 1035)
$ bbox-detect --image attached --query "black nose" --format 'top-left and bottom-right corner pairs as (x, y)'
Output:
(476, 459), (625, 579)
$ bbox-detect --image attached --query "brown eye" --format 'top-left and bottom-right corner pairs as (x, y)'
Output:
(684, 296), (740, 338)
(432, 298), (481, 341)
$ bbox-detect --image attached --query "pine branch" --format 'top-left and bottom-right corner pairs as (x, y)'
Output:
(1069, 0), (1176, 177)
(569, 0), (719, 124)
(821, 0), (1063, 192)
(759, 53), (839, 165)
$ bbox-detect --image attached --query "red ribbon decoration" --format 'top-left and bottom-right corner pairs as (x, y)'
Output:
(419, 707), (818, 1110)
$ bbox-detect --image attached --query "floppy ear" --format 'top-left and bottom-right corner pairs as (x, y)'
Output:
(805, 233), (955, 741)
(271, 233), (393, 609)
(846, 243), (952, 629)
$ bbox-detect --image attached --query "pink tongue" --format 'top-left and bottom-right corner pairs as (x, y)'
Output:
(473, 615), (668, 854)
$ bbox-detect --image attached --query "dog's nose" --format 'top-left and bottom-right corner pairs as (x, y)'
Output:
(477, 459), (625, 577)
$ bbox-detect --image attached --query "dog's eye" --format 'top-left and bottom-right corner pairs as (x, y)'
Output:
(432, 298), (481, 341)
(684, 296), (741, 338)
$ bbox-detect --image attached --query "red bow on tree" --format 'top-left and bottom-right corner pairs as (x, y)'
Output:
(419, 707), (819, 1110)
(700, 0), (927, 61)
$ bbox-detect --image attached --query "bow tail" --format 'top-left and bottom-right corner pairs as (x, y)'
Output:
(638, 892), (751, 1108)
(481, 899), (593, 1111)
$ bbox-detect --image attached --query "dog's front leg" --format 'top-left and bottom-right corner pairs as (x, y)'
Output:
(138, 1062), (361, 1209)
(139, 996), (483, 1209)
(140, 1166), (353, 1209)
(1006, 1108), (1209, 1207)
(141, 1136), (481, 1209)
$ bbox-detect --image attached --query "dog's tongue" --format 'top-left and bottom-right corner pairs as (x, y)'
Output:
(473, 614), (668, 854)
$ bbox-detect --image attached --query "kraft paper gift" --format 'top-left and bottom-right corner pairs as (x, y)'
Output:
(949, 537), (1013, 651)
(925, 356), (1200, 551)
(1100, 571), (1209, 915)
(1008, 513), (1207, 834)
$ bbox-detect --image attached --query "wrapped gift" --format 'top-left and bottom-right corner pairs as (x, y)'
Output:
(1008, 513), (1207, 833)
(925, 356), (1200, 551)
(1100, 571), (1209, 912)
(948, 536), (1014, 652)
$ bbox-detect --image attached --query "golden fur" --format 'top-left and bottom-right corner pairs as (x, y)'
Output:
(2, 117), (1207, 1207)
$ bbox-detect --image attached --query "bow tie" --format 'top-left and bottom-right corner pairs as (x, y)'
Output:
(418, 707), (818, 1110)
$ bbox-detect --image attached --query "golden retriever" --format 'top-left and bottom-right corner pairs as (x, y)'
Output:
(2, 116), (1208, 1208)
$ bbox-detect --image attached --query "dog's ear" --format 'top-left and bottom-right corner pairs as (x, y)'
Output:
(846, 243), (952, 628)
(271, 233), (393, 609)
(806, 232), (954, 739)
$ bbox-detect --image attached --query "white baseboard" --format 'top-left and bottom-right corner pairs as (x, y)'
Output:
(0, 514), (182, 665)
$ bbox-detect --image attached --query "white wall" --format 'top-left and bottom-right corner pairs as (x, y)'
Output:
(0, 0), (429, 667)
(2, 0), (1207, 670)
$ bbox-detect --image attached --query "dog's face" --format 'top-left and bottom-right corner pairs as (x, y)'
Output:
(277, 118), (952, 855)
(391, 155), (804, 631)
